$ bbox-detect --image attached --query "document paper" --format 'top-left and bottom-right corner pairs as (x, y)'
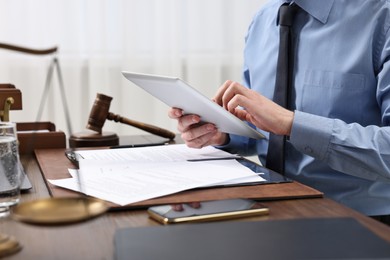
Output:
(49, 144), (265, 206)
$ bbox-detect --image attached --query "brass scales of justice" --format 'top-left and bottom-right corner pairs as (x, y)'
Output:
(0, 43), (130, 257)
(0, 42), (177, 234)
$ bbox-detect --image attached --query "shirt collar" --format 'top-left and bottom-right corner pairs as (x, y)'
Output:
(278, 0), (334, 24)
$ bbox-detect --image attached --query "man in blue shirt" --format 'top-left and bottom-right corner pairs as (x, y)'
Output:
(169, 0), (390, 224)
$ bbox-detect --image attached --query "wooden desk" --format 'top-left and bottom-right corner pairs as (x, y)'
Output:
(1, 151), (390, 259)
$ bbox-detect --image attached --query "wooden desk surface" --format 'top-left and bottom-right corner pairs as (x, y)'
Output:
(1, 151), (390, 259)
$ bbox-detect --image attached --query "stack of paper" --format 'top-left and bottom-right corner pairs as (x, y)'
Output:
(49, 144), (265, 206)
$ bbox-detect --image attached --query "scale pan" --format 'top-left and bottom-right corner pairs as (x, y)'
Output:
(12, 197), (108, 225)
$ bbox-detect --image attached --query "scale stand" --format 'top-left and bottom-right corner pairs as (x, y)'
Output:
(0, 233), (22, 257)
(36, 56), (73, 136)
(0, 42), (73, 137)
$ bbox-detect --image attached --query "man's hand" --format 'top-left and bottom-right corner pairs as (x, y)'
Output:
(168, 108), (228, 148)
(213, 80), (294, 136)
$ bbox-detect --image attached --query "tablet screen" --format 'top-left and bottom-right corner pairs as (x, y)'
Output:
(122, 71), (265, 139)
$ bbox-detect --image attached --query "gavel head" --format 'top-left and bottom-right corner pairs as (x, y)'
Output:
(86, 93), (113, 133)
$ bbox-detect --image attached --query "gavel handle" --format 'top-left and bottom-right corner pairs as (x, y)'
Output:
(107, 112), (176, 140)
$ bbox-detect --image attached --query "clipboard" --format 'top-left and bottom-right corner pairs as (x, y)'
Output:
(35, 148), (323, 210)
(64, 149), (290, 188)
(121, 71), (264, 140)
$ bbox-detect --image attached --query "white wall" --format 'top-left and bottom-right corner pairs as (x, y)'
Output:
(0, 0), (267, 140)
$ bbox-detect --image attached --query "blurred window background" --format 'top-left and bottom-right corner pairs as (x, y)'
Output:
(0, 0), (266, 137)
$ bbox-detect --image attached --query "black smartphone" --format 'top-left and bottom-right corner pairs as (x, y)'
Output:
(147, 199), (269, 225)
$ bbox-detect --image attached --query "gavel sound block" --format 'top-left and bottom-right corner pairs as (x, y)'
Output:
(69, 93), (176, 148)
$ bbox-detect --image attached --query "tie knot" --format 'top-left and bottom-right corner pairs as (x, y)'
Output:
(278, 4), (299, 27)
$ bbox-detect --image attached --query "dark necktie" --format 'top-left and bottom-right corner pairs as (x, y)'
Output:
(266, 3), (299, 174)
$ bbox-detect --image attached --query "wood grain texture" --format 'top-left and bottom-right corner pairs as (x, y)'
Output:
(0, 139), (388, 259)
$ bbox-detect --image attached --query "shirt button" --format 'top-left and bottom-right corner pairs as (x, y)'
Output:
(304, 146), (313, 154)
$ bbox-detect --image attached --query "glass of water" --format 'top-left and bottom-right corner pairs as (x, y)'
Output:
(0, 122), (21, 218)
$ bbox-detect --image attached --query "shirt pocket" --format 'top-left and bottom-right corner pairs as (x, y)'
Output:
(300, 70), (366, 123)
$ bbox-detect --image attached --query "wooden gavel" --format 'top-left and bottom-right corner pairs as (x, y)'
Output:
(86, 93), (176, 140)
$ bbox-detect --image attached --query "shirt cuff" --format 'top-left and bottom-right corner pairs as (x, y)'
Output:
(290, 110), (333, 160)
(214, 134), (241, 154)
(215, 134), (257, 156)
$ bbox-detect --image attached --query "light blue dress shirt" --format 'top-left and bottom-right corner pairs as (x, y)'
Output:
(222, 0), (390, 216)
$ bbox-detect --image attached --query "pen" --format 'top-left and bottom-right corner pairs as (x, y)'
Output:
(109, 142), (168, 149)
(187, 156), (243, 162)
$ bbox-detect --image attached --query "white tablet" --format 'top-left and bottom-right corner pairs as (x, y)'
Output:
(122, 71), (264, 139)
